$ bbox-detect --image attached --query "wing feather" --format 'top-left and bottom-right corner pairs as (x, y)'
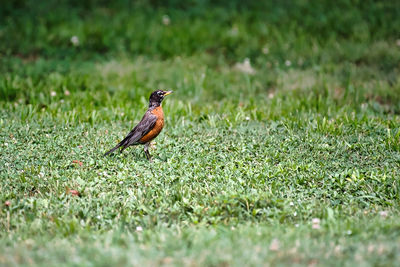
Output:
(121, 111), (157, 147)
(104, 111), (157, 156)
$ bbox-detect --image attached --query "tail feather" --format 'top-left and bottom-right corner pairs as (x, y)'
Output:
(104, 129), (138, 156)
(104, 143), (122, 156)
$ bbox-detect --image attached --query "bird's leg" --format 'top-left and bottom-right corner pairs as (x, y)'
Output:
(144, 142), (152, 161)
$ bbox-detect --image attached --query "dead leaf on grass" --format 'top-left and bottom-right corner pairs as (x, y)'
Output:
(72, 160), (83, 166)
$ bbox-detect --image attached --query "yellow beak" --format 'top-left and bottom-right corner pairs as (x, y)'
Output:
(164, 90), (173, 96)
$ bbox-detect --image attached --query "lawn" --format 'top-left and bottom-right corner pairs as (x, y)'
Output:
(1, 0), (400, 266)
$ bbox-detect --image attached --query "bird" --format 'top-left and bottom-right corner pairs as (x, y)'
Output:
(104, 90), (173, 160)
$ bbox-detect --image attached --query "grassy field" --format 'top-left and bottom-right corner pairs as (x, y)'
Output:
(1, 0), (400, 266)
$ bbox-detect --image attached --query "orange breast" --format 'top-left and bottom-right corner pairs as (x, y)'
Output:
(139, 106), (164, 144)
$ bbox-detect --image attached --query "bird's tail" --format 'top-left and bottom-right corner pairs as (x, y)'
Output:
(104, 131), (136, 156)
(104, 143), (122, 156)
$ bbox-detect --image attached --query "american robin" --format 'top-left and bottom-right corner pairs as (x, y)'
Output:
(104, 90), (173, 160)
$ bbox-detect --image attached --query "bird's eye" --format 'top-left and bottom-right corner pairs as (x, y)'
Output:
(157, 91), (163, 96)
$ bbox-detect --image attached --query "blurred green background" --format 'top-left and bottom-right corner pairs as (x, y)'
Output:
(1, 0), (400, 111)
(1, 0), (400, 114)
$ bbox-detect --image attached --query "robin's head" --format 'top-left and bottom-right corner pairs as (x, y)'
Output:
(149, 90), (173, 107)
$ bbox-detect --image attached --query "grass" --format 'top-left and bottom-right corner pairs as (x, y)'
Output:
(1, 0), (400, 266)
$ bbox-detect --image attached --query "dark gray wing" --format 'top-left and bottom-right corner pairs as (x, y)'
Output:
(120, 111), (157, 148)
(104, 110), (157, 156)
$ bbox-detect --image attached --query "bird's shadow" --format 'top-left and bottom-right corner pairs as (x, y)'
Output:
(104, 148), (167, 163)
(102, 149), (171, 180)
